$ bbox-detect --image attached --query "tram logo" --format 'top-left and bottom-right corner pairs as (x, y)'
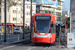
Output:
(40, 33), (45, 36)
(37, 17), (38, 19)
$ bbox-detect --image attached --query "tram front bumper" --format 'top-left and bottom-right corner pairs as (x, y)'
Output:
(32, 38), (51, 43)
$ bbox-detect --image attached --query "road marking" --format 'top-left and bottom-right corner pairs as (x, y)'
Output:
(0, 45), (3, 46)
(28, 47), (36, 50)
(0, 45), (16, 50)
(0, 44), (21, 50)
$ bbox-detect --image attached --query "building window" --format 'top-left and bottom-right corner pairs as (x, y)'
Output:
(26, 21), (28, 23)
(45, 10), (48, 13)
(15, 18), (16, 20)
(55, 17), (61, 21)
(27, 12), (28, 15)
(32, 13), (35, 15)
(13, 18), (17, 21)
(56, 13), (61, 16)
(13, 18), (14, 21)
(15, 10), (17, 13)
(49, 11), (51, 13)
(13, 10), (20, 13)
(58, 2), (61, 5)
(26, 19), (28, 23)
(27, 5), (28, 8)
(29, 13), (30, 15)
(57, 7), (61, 10)
(13, 10), (17, 13)
(29, 6), (31, 9)
(13, 10), (15, 13)
(27, 0), (29, 1)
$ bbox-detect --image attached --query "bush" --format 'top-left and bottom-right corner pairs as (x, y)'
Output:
(24, 26), (30, 33)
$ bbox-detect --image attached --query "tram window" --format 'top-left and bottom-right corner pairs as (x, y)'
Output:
(35, 20), (50, 33)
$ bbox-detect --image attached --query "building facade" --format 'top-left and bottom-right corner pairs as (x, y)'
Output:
(1, 0), (36, 28)
(55, 0), (64, 23)
(24, 1), (36, 27)
(1, 5), (22, 25)
(13, 0), (36, 27)
(33, 0), (64, 24)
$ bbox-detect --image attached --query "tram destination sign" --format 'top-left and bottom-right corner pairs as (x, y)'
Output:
(35, 16), (51, 20)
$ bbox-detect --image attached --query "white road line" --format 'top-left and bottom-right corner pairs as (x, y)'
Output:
(0, 44), (21, 50)
(0, 45), (3, 46)
(28, 47), (36, 50)
(0, 45), (16, 50)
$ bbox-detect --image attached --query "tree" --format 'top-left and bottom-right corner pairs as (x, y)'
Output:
(1, 0), (19, 11)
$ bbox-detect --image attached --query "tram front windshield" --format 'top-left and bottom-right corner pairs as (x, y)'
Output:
(35, 16), (51, 33)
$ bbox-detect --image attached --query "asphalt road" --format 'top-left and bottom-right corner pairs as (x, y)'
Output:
(0, 40), (74, 50)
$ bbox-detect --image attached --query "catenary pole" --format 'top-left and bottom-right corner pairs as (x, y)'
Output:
(4, 0), (6, 42)
(30, 0), (32, 39)
(23, 0), (25, 39)
(70, 0), (72, 33)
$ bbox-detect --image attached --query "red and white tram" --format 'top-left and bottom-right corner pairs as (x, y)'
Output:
(30, 13), (55, 44)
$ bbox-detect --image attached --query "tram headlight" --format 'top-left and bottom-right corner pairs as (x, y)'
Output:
(47, 35), (52, 38)
(34, 33), (37, 37)
(34, 35), (35, 37)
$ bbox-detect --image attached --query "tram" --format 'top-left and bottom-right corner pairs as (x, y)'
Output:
(30, 13), (55, 44)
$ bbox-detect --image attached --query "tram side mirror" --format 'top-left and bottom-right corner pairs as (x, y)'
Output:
(51, 21), (53, 27)
(51, 24), (53, 27)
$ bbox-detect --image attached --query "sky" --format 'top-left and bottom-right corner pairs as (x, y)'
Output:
(62, 0), (70, 11)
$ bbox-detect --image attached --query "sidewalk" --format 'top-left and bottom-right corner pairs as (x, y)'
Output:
(55, 41), (75, 50)
(0, 37), (30, 45)
(0, 34), (30, 45)
(48, 46), (75, 50)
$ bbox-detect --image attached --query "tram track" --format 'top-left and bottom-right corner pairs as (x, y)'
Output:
(19, 39), (61, 50)
(12, 39), (62, 50)
(31, 43), (54, 50)
(46, 46), (50, 50)
(0, 38), (67, 50)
